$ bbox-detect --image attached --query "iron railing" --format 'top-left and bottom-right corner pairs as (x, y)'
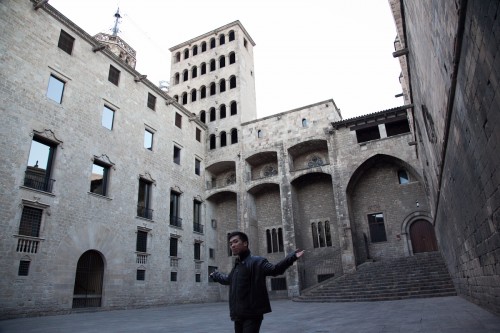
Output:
(193, 223), (204, 234)
(16, 236), (40, 253)
(23, 171), (55, 193)
(170, 215), (182, 228)
(137, 205), (153, 220)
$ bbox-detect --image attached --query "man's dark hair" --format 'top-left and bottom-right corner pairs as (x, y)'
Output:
(228, 231), (248, 243)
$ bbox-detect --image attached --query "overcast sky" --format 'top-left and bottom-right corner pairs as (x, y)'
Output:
(49, 0), (403, 120)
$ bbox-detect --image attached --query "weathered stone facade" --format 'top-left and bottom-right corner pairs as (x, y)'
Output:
(390, 0), (500, 315)
(0, 0), (447, 318)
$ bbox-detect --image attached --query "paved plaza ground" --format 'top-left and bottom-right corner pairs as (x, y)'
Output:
(1, 296), (499, 333)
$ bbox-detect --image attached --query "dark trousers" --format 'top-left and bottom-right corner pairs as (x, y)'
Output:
(234, 318), (263, 333)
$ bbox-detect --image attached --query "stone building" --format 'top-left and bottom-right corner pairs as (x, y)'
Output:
(390, 0), (500, 315)
(2, 0), (494, 319)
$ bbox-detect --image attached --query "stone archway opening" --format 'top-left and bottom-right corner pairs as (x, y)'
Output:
(72, 250), (104, 308)
(410, 220), (438, 253)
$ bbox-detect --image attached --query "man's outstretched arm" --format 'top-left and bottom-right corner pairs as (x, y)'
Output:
(262, 249), (304, 276)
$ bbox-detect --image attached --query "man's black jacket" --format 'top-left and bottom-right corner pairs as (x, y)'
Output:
(211, 250), (298, 320)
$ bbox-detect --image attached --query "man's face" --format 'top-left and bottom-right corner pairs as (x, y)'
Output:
(229, 235), (248, 256)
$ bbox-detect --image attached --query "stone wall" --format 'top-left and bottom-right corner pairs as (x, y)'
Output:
(394, 0), (500, 314)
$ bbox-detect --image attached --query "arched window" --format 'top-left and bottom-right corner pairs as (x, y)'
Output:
(173, 95), (179, 102)
(201, 42), (207, 52)
(201, 63), (207, 75)
(183, 48), (189, 59)
(219, 34), (225, 45)
(210, 38), (216, 49)
(209, 134), (216, 150)
(302, 118), (309, 127)
(219, 79), (226, 93)
(220, 104), (226, 119)
(174, 52), (180, 63)
(257, 130), (263, 138)
(210, 59), (216, 72)
(209, 108), (216, 122)
(174, 73), (180, 85)
(231, 128), (238, 144)
(183, 70), (188, 82)
(312, 221), (332, 248)
(182, 93), (188, 105)
(230, 101), (237, 115)
(219, 56), (226, 68)
(398, 169), (409, 184)
(220, 131), (227, 147)
(266, 228), (284, 253)
(229, 76), (236, 89)
(200, 86), (206, 99)
(192, 66), (197, 78)
(200, 110), (206, 123)
(229, 52), (236, 64)
(210, 83), (216, 96)
(229, 30), (235, 42)
(192, 45), (198, 56)
(191, 89), (197, 102)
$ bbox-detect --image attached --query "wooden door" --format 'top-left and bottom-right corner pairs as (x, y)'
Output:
(410, 220), (438, 253)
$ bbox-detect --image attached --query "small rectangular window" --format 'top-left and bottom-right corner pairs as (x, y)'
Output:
(136, 230), (148, 252)
(368, 213), (387, 243)
(108, 65), (120, 86)
(170, 237), (178, 257)
(102, 106), (115, 130)
(175, 113), (182, 129)
(270, 277), (287, 290)
(209, 248), (215, 259)
(147, 93), (156, 110)
(195, 273), (201, 282)
(58, 30), (75, 55)
(18, 260), (31, 276)
(356, 126), (380, 143)
(386, 118), (411, 137)
(196, 128), (201, 142)
(90, 161), (110, 196)
(46, 75), (65, 104)
(137, 270), (145, 281)
(144, 129), (154, 150)
(171, 271), (177, 281)
(19, 206), (43, 237)
(195, 158), (201, 176)
(173, 146), (181, 165)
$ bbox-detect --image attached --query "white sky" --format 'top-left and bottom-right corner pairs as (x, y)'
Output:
(49, 0), (403, 120)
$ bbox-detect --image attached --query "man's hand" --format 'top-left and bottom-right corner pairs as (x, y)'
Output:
(295, 249), (305, 259)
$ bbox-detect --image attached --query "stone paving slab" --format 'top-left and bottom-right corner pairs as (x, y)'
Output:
(1, 296), (499, 333)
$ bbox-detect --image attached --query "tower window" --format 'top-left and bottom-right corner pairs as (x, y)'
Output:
(210, 59), (216, 72)
(57, 30), (75, 55)
(183, 48), (189, 59)
(201, 42), (207, 52)
(220, 79), (226, 93)
(108, 65), (120, 86)
(231, 128), (238, 144)
(398, 169), (410, 184)
(220, 131), (227, 147)
(229, 52), (236, 64)
(229, 76), (236, 89)
(46, 75), (65, 104)
(192, 45), (198, 56)
(219, 56), (226, 68)
(230, 101), (237, 115)
(210, 38), (216, 49)
(219, 34), (225, 45)
(228, 30), (235, 42)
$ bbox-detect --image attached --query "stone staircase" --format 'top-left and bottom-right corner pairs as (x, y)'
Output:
(296, 251), (456, 302)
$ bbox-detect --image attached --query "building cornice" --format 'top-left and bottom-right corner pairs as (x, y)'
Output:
(169, 20), (256, 51)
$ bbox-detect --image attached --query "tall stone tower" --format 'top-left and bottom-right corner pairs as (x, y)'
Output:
(168, 21), (257, 162)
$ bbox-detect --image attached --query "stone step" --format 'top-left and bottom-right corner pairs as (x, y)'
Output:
(296, 252), (456, 302)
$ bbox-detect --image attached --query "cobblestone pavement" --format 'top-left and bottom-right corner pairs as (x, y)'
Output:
(1, 296), (499, 333)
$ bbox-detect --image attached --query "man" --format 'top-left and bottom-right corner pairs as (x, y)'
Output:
(210, 231), (304, 333)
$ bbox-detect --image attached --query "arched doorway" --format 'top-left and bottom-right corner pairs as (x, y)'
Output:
(72, 250), (104, 308)
(410, 220), (438, 253)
